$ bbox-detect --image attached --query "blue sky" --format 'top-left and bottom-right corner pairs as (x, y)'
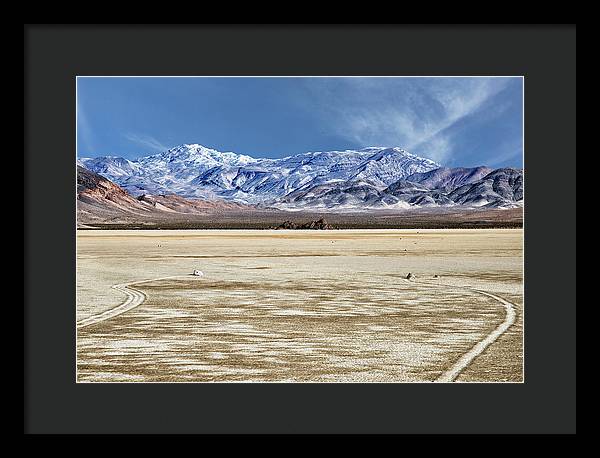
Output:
(77, 77), (523, 167)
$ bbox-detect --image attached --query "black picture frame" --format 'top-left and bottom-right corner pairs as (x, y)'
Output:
(24, 24), (576, 434)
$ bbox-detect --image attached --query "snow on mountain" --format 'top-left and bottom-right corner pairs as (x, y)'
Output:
(405, 166), (494, 192)
(378, 179), (455, 208)
(276, 168), (523, 210)
(276, 178), (385, 210)
(349, 148), (441, 186)
(136, 144), (258, 184)
(78, 144), (523, 210)
(79, 144), (441, 204)
(77, 165), (253, 225)
(448, 168), (523, 208)
(79, 156), (142, 178)
(381, 168), (523, 209)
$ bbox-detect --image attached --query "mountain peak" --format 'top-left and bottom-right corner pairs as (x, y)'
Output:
(79, 143), (443, 203)
(140, 143), (258, 168)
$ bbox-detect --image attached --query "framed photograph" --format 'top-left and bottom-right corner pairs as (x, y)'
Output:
(25, 25), (576, 434)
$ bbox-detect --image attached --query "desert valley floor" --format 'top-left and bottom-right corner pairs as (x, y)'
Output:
(76, 229), (523, 382)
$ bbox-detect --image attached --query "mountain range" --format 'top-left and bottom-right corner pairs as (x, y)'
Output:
(77, 165), (251, 224)
(78, 144), (523, 211)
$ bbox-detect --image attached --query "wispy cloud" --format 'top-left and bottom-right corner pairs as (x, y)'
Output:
(485, 147), (523, 168)
(76, 100), (95, 155)
(124, 133), (169, 152)
(414, 135), (453, 164)
(298, 77), (516, 164)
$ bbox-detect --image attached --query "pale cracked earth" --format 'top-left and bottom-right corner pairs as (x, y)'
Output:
(76, 229), (523, 382)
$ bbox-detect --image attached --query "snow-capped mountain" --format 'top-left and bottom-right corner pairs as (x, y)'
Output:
(272, 167), (523, 210)
(79, 144), (441, 203)
(405, 166), (494, 192)
(78, 144), (523, 210)
(78, 156), (142, 178)
(447, 168), (523, 208)
(77, 165), (251, 225)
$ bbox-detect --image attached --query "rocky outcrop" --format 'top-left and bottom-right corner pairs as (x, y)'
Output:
(273, 218), (335, 230)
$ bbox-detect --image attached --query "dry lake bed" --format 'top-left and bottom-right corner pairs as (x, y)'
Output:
(76, 229), (523, 382)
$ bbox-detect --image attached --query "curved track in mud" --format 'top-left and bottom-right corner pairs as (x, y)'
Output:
(405, 278), (517, 382)
(78, 273), (517, 382)
(436, 289), (517, 382)
(76, 275), (188, 329)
